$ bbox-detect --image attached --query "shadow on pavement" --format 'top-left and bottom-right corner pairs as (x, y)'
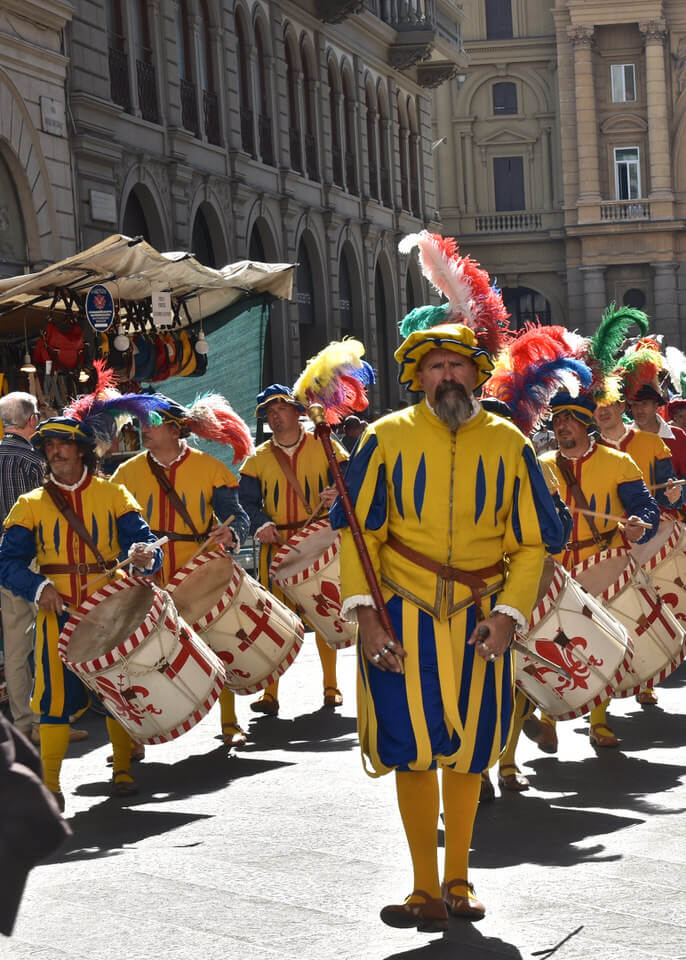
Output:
(599, 705), (686, 752)
(241, 708), (358, 753)
(382, 922), (523, 959)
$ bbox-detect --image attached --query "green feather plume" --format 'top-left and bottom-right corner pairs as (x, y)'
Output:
(590, 303), (649, 374)
(398, 303), (450, 338)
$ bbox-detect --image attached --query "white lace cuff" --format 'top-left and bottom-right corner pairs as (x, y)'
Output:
(34, 579), (54, 603)
(340, 595), (376, 621)
(492, 604), (528, 633)
(255, 521), (276, 538)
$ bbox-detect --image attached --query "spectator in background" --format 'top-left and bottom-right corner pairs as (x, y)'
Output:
(341, 415), (365, 453)
(0, 394), (48, 742)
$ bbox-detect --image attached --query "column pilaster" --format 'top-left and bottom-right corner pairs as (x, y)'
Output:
(639, 19), (674, 212)
(568, 24), (600, 216)
(580, 265), (606, 334)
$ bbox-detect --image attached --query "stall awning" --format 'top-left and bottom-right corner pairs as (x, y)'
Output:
(0, 234), (294, 335)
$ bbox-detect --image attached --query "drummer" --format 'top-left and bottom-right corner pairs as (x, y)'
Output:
(0, 417), (163, 810)
(629, 383), (686, 480)
(537, 392), (660, 747)
(595, 395), (682, 706)
(238, 385), (348, 715)
(111, 397), (251, 748)
(667, 397), (686, 433)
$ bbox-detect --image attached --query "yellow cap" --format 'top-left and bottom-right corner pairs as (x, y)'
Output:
(394, 323), (493, 392)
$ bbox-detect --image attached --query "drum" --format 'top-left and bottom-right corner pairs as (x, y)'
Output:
(268, 519), (357, 650)
(631, 518), (686, 626)
(515, 557), (633, 720)
(168, 551), (304, 694)
(58, 575), (225, 744)
(572, 548), (685, 698)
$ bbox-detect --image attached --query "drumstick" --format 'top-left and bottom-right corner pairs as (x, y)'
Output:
(572, 507), (653, 531)
(650, 478), (686, 491)
(187, 515), (235, 565)
(86, 536), (170, 592)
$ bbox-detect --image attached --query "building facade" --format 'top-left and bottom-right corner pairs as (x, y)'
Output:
(434, 0), (686, 340)
(0, 0), (77, 279)
(66, 0), (467, 411)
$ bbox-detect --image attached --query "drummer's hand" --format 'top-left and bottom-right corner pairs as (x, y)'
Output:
(256, 523), (282, 545)
(666, 480), (682, 505)
(129, 542), (157, 570)
(468, 612), (515, 661)
(623, 516), (646, 542)
(320, 486), (338, 509)
(357, 606), (406, 673)
(38, 584), (64, 614)
(208, 525), (236, 550)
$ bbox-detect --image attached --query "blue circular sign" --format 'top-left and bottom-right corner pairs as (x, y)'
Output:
(85, 284), (114, 332)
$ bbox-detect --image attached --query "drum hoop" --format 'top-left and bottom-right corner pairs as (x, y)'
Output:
(58, 575), (165, 674)
(571, 547), (636, 603)
(527, 563), (566, 630)
(230, 631), (306, 696)
(166, 549), (227, 590)
(190, 563), (244, 631)
(268, 518), (338, 586)
(641, 522), (682, 573)
(611, 646), (686, 700)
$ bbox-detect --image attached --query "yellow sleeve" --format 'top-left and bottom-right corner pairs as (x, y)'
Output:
(4, 493), (36, 532)
(338, 428), (386, 600)
(112, 481), (145, 517)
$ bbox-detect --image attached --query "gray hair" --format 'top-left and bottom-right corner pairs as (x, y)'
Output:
(0, 392), (38, 429)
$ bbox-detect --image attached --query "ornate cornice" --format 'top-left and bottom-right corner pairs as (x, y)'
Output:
(639, 19), (668, 44)
(315, 0), (364, 24)
(416, 61), (460, 89)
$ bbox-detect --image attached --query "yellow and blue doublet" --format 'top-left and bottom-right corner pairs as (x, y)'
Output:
(0, 474), (161, 722)
(540, 441), (660, 568)
(239, 430), (348, 592)
(599, 427), (680, 511)
(330, 400), (560, 777)
(112, 446), (249, 585)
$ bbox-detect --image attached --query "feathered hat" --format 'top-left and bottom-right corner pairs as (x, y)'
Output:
(664, 346), (686, 415)
(149, 393), (254, 464)
(483, 323), (593, 436)
(614, 337), (664, 403)
(581, 303), (650, 405)
(549, 391), (597, 427)
(293, 339), (375, 425)
(395, 232), (510, 391)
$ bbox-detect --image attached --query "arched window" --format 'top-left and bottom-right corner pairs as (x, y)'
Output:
(285, 37), (302, 173)
(378, 90), (392, 206)
(342, 68), (357, 195)
(198, 0), (220, 144)
(397, 96), (410, 211)
(493, 81), (517, 115)
(502, 286), (551, 329)
(339, 244), (363, 340)
(236, 11), (254, 156)
(122, 185), (165, 249)
(177, 0), (199, 136)
(106, 0), (131, 111)
(0, 154), (28, 275)
(328, 60), (344, 187)
(191, 208), (217, 268)
(302, 40), (319, 181)
(255, 20), (274, 166)
(408, 97), (420, 217)
(365, 82), (378, 201)
(133, 0), (158, 122)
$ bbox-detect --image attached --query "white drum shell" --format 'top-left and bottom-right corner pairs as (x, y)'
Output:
(632, 519), (686, 630)
(58, 576), (225, 744)
(168, 552), (304, 694)
(269, 519), (357, 650)
(515, 559), (633, 720)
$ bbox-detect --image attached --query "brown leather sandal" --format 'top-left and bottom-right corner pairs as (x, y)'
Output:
(441, 878), (486, 920)
(498, 764), (530, 792)
(112, 770), (139, 797)
(250, 693), (279, 716)
(480, 771), (496, 802)
(589, 723), (618, 748)
(380, 889), (448, 932)
(222, 723), (247, 748)
(323, 686), (343, 708)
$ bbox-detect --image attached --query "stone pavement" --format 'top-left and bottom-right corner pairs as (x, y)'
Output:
(2, 640), (686, 960)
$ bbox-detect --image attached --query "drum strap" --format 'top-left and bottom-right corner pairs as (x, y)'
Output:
(386, 533), (504, 620)
(555, 453), (610, 548)
(270, 443), (312, 516)
(146, 453), (212, 543)
(42, 480), (115, 573)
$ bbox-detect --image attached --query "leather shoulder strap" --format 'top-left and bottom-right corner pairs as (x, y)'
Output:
(270, 442), (311, 514)
(146, 452), (206, 541)
(555, 452), (603, 544)
(43, 480), (107, 567)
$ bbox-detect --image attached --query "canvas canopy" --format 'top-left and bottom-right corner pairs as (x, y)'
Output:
(0, 234), (294, 335)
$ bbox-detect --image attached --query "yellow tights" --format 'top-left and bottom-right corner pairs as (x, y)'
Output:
(106, 717), (134, 784)
(589, 699), (610, 730)
(499, 690), (529, 772)
(219, 688), (238, 728)
(261, 633), (338, 702)
(40, 723), (70, 793)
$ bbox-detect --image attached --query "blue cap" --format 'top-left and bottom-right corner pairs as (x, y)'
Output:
(550, 392), (597, 426)
(32, 417), (96, 449)
(255, 384), (306, 417)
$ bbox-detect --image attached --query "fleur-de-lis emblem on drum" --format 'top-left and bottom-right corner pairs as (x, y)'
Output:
(94, 674), (153, 725)
(312, 580), (347, 633)
(525, 636), (604, 694)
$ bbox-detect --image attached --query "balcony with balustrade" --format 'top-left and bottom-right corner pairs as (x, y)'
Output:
(259, 115), (274, 167)
(203, 90), (220, 145)
(458, 211), (563, 237)
(108, 44), (131, 112)
(136, 57), (158, 123)
(180, 79), (199, 137)
(305, 133), (319, 182)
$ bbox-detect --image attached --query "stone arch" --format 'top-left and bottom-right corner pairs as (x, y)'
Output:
(245, 204), (281, 261)
(0, 68), (58, 267)
(247, 210), (283, 388)
(465, 68), (551, 116)
(295, 226), (328, 362)
(405, 256), (424, 312)
(120, 172), (169, 249)
(189, 196), (229, 267)
(337, 237), (365, 340)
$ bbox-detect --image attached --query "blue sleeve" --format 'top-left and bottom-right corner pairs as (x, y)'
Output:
(617, 479), (660, 544)
(0, 525), (45, 602)
(116, 511), (163, 573)
(212, 485), (250, 547)
(654, 456), (682, 509)
(552, 493), (573, 553)
(238, 474), (272, 535)
(522, 446), (566, 554)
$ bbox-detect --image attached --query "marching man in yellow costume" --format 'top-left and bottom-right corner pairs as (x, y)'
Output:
(112, 394), (251, 748)
(0, 413), (163, 811)
(331, 232), (563, 932)
(239, 385), (348, 715)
